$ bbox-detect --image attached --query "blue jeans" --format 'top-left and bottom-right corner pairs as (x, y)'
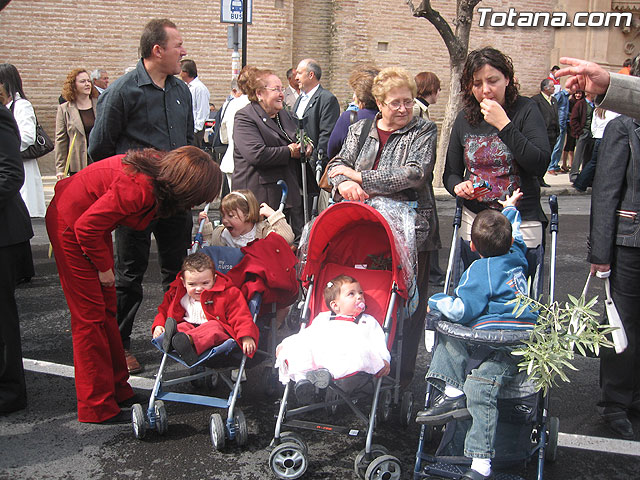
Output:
(426, 336), (518, 458)
(549, 127), (566, 171)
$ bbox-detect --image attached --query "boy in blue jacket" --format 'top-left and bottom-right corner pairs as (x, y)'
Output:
(416, 189), (536, 480)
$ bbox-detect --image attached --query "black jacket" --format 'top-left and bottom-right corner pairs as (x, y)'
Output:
(0, 105), (33, 248)
(531, 93), (559, 150)
(589, 115), (640, 264)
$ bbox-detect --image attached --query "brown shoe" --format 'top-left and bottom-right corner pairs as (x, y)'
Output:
(125, 350), (143, 374)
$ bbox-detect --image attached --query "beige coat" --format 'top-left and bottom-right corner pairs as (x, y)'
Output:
(54, 98), (98, 175)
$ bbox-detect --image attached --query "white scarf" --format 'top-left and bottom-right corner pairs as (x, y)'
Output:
(221, 224), (257, 248)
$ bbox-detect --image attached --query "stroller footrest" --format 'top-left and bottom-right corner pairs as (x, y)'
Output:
(282, 419), (362, 437)
(418, 459), (525, 480)
(157, 391), (229, 408)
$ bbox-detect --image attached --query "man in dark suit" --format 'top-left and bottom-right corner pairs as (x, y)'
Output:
(532, 78), (559, 187)
(293, 59), (340, 205)
(0, 104), (33, 414)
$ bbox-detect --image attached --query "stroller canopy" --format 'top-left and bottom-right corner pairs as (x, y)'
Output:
(301, 202), (408, 296)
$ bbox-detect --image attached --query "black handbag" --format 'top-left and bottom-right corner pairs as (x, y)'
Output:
(10, 100), (54, 159)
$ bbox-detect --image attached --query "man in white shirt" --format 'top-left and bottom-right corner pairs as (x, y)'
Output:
(90, 69), (109, 94)
(180, 59), (211, 148)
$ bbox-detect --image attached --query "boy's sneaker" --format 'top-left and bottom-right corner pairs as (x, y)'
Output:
(162, 318), (177, 353)
(172, 332), (199, 366)
(306, 368), (332, 389)
(415, 394), (470, 425)
(460, 469), (494, 480)
(294, 379), (315, 405)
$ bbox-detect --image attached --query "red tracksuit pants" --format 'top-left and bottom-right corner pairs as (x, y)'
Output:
(176, 320), (230, 355)
(46, 199), (133, 422)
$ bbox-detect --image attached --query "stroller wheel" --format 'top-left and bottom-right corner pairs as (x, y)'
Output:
(364, 454), (401, 480)
(354, 444), (389, 479)
(205, 371), (219, 390)
(400, 391), (414, 427)
(154, 400), (168, 435)
(131, 403), (146, 440)
(546, 416), (560, 462)
(269, 442), (308, 479)
(210, 413), (226, 450)
(234, 409), (248, 446)
(276, 432), (308, 454)
(377, 389), (392, 424)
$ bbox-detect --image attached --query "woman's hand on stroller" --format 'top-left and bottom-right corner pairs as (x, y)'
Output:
(152, 326), (165, 339)
(329, 165), (362, 184)
(241, 336), (256, 356)
(337, 180), (369, 202)
(198, 211), (211, 225)
(499, 188), (523, 208)
(375, 360), (390, 377)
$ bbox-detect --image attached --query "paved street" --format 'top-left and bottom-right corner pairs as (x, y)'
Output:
(1, 192), (639, 480)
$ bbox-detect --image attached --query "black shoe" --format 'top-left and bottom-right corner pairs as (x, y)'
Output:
(118, 392), (145, 409)
(415, 394), (470, 425)
(294, 379), (315, 404)
(88, 409), (131, 425)
(604, 415), (634, 440)
(162, 317), (177, 353)
(172, 332), (199, 365)
(306, 368), (331, 389)
(460, 468), (494, 480)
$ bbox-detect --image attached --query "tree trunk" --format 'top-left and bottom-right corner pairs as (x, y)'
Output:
(408, 0), (480, 187)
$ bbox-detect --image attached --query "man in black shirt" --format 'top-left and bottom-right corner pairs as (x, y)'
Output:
(89, 19), (194, 374)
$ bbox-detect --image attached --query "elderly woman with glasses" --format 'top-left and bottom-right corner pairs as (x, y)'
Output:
(232, 68), (310, 238)
(326, 66), (438, 389)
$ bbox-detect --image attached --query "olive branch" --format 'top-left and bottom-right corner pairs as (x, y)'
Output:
(508, 293), (616, 395)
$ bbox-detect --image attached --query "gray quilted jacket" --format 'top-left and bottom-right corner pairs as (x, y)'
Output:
(328, 113), (438, 251)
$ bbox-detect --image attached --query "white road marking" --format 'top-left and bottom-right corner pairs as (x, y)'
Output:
(23, 359), (640, 455)
(23, 358), (156, 390)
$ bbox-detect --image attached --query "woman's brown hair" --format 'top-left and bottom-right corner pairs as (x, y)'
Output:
(415, 71), (441, 99)
(61, 68), (99, 103)
(460, 47), (519, 127)
(123, 146), (222, 218)
(245, 68), (274, 103)
(349, 66), (380, 110)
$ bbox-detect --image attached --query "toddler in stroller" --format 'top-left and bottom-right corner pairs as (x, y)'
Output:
(275, 274), (391, 403)
(152, 251), (259, 365)
(416, 189), (537, 480)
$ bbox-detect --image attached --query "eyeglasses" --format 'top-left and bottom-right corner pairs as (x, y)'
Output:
(383, 99), (414, 111)
(263, 87), (285, 93)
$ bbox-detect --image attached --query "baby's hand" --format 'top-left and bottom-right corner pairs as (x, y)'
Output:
(259, 203), (275, 218)
(198, 211), (210, 224)
(375, 360), (390, 377)
(241, 336), (256, 356)
(499, 188), (523, 208)
(152, 326), (165, 339)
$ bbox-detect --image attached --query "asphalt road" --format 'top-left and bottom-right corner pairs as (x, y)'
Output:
(1, 194), (639, 480)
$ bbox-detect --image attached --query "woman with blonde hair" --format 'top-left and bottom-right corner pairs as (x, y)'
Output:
(326, 66), (438, 388)
(55, 68), (99, 179)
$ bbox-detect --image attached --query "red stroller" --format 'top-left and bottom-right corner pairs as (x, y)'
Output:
(268, 201), (415, 480)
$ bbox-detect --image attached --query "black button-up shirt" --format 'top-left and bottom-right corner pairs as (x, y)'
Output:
(89, 59), (194, 161)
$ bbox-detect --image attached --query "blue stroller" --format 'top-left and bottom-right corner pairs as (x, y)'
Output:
(413, 196), (560, 480)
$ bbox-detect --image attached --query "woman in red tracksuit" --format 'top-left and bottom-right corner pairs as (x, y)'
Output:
(46, 146), (221, 424)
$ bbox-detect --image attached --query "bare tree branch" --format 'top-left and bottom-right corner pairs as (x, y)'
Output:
(408, 0), (460, 59)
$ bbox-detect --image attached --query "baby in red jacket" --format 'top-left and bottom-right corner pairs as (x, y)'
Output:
(152, 252), (258, 365)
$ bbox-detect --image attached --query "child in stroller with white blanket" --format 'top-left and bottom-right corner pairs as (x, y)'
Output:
(275, 274), (390, 403)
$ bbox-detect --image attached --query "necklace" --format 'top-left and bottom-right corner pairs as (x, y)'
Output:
(274, 113), (293, 143)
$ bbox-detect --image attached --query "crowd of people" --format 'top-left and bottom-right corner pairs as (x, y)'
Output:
(1, 15), (639, 480)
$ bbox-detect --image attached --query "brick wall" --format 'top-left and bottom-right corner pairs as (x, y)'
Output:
(1, 0), (557, 173)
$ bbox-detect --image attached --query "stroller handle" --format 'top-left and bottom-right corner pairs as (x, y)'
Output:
(549, 195), (558, 233)
(277, 180), (288, 213)
(453, 196), (464, 228)
(316, 149), (325, 181)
